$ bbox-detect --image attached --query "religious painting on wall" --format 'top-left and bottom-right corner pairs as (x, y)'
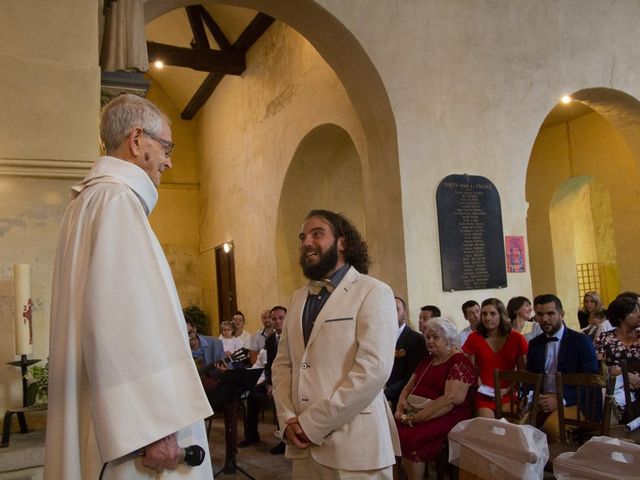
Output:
(436, 174), (507, 291)
(505, 236), (526, 273)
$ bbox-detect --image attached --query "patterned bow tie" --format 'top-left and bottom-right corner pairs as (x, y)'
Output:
(308, 279), (335, 295)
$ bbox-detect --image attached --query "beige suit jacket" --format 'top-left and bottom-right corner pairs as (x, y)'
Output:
(272, 267), (400, 470)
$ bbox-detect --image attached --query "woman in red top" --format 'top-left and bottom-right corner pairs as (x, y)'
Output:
(463, 298), (528, 418)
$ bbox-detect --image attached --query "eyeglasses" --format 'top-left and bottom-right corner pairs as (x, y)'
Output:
(142, 129), (175, 158)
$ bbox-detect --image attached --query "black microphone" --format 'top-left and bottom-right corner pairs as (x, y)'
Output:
(137, 444), (206, 467)
(180, 445), (206, 467)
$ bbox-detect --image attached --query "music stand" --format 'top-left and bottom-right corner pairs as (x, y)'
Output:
(209, 368), (263, 479)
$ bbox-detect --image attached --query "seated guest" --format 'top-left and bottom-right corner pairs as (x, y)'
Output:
(395, 317), (476, 480)
(577, 291), (606, 329)
(458, 300), (480, 346)
(385, 296), (427, 412)
(251, 309), (274, 353)
(527, 294), (600, 443)
(238, 306), (287, 454)
(186, 318), (225, 397)
(232, 311), (253, 349)
(595, 296), (640, 420)
(463, 298), (527, 418)
(219, 320), (243, 355)
(418, 305), (441, 334)
(581, 310), (613, 342)
(506, 296), (542, 342)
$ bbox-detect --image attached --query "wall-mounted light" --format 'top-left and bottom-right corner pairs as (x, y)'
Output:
(561, 95), (572, 104)
(154, 60), (164, 69)
(223, 242), (232, 253)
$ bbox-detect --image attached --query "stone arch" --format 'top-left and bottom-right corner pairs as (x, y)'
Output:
(275, 124), (364, 299)
(526, 87), (640, 321)
(143, 0), (406, 293)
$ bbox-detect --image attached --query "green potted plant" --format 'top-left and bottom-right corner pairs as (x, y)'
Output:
(25, 361), (48, 405)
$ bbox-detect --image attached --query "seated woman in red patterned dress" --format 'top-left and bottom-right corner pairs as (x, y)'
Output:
(395, 317), (476, 480)
(463, 297), (528, 418)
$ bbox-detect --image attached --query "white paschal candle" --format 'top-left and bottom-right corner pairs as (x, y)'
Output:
(13, 264), (33, 356)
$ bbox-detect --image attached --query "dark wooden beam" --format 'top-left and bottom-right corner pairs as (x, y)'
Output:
(185, 5), (210, 49)
(181, 12), (275, 119)
(147, 42), (245, 74)
(196, 5), (232, 51)
(234, 13), (275, 53)
(181, 73), (225, 120)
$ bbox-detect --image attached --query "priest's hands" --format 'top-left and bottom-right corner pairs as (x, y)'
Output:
(142, 433), (180, 473)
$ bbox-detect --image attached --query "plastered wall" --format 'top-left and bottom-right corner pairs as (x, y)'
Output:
(146, 82), (203, 312)
(0, 0), (100, 420)
(0, 1), (201, 419)
(312, 0), (640, 325)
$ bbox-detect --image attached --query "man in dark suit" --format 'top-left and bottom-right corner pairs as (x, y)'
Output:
(238, 305), (287, 453)
(385, 296), (427, 412)
(526, 293), (599, 442)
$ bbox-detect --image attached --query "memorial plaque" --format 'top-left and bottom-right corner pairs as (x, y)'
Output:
(436, 174), (507, 291)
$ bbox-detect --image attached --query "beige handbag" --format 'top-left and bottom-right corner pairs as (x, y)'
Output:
(404, 360), (433, 415)
(406, 394), (431, 413)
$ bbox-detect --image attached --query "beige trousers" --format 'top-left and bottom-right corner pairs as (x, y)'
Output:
(292, 456), (393, 480)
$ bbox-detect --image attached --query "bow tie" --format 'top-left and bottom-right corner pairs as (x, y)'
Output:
(308, 279), (335, 295)
(543, 336), (559, 343)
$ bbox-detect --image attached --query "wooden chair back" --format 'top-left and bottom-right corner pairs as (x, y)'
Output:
(620, 359), (640, 422)
(555, 371), (615, 443)
(494, 368), (542, 426)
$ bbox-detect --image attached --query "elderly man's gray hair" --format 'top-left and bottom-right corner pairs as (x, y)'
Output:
(100, 94), (169, 153)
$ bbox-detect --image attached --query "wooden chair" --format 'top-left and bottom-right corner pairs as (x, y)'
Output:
(555, 371), (615, 444)
(620, 359), (640, 423)
(493, 369), (542, 426)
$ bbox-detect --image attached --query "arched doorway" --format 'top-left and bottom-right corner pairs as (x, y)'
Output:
(526, 88), (640, 324)
(275, 124), (364, 300)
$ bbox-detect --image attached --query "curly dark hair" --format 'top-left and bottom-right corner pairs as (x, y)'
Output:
(476, 298), (512, 338)
(183, 305), (208, 331)
(305, 210), (370, 274)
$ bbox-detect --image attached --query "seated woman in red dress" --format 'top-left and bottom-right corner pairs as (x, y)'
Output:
(395, 317), (476, 480)
(463, 297), (528, 418)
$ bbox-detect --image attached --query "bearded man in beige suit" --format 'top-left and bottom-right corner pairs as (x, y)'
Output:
(272, 210), (400, 479)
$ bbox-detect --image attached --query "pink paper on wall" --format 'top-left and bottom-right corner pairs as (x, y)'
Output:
(505, 236), (526, 273)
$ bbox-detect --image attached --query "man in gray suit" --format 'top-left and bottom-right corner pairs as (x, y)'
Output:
(273, 210), (399, 479)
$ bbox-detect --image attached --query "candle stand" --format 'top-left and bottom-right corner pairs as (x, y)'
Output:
(1, 355), (45, 448)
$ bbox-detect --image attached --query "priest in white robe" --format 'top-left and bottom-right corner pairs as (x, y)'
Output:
(44, 94), (213, 479)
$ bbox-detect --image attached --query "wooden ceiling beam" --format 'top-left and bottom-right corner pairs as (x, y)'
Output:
(181, 12), (275, 119)
(185, 5), (210, 49)
(147, 41), (245, 74)
(196, 6), (232, 51)
(234, 13), (275, 53)
(181, 73), (225, 120)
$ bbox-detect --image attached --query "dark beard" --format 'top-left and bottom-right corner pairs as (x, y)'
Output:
(299, 240), (339, 280)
